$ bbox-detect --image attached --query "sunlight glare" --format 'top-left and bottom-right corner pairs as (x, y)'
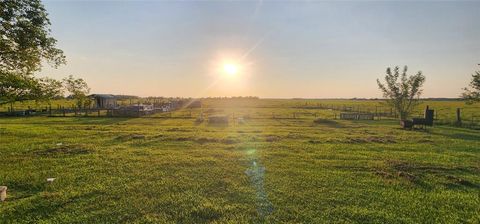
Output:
(223, 63), (239, 76)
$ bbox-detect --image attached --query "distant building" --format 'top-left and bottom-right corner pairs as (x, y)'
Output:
(115, 104), (155, 117)
(153, 99), (201, 112)
(90, 94), (117, 109)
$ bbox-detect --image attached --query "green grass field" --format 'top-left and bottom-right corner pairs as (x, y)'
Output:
(1, 100), (479, 223)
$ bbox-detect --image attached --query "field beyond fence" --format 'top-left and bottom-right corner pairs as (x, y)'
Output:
(1, 98), (479, 129)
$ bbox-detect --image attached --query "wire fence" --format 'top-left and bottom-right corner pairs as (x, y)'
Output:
(1, 101), (479, 129)
(295, 103), (480, 129)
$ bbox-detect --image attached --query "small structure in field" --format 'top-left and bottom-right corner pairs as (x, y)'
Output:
(358, 114), (374, 120)
(340, 113), (374, 120)
(208, 115), (229, 124)
(0, 186), (7, 202)
(160, 105), (171, 112)
(340, 113), (357, 120)
(153, 102), (172, 112)
(401, 106), (435, 129)
(153, 99), (201, 112)
(90, 94), (117, 109)
(237, 117), (245, 124)
(115, 104), (155, 117)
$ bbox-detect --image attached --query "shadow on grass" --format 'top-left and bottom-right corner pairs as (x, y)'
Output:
(313, 118), (345, 128)
(33, 144), (93, 157)
(206, 123), (229, 128)
(444, 175), (480, 189)
(0, 117), (134, 126)
(429, 127), (480, 142)
(4, 179), (45, 201)
(2, 190), (103, 222)
(71, 117), (134, 125)
(375, 160), (479, 190)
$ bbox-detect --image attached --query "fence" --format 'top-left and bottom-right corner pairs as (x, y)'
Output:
(2, 102), (479, 129)
(295, 103), (397, 119)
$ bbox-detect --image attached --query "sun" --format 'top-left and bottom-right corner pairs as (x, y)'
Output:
(223, 63), (239, 76)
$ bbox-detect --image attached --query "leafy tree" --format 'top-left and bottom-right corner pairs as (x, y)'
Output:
(0, 0), (65, 73)
(462, 69), (480, 104)
(0, 0), (66, 105)
(63, 75), (90, 109)
(31, 77), (64, 105)
(377, 66), (426, 120)
(0, 71), (37, 105)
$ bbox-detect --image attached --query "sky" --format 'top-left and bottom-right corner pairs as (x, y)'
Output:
(40, 0), (480, 98)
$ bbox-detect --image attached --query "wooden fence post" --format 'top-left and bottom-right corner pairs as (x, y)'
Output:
(456, 108), (461, 125)
(137, 103), (140, 117)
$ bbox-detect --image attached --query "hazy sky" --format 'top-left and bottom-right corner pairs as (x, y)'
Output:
(40, 0), (480, 98)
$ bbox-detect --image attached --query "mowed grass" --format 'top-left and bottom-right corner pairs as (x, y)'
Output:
(0, 111), (479, 223)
